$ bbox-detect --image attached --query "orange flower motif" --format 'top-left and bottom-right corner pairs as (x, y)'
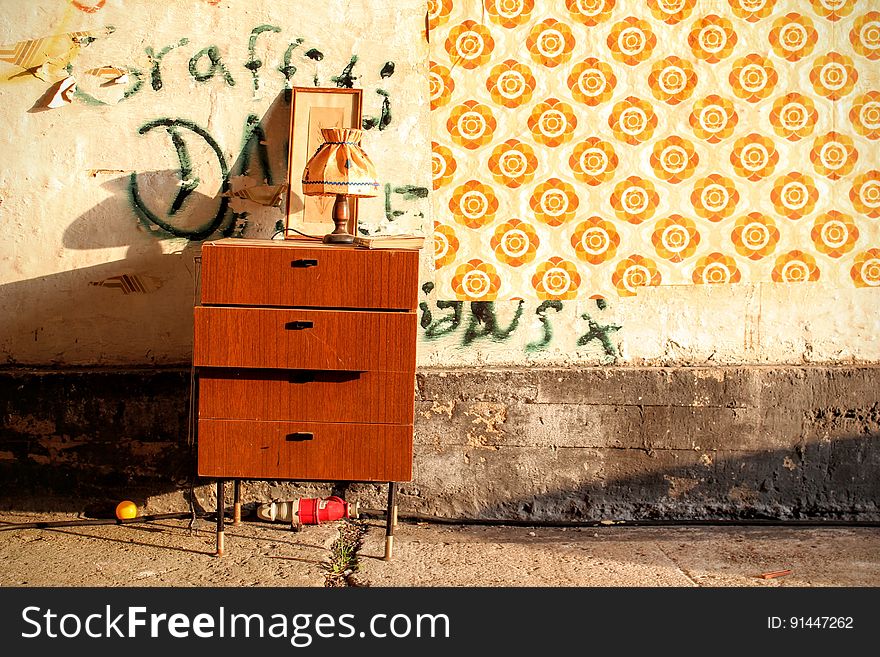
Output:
(530, 178), (580, 226)
(612, 254), (662, 297)
(809, 0), (857, 23)
(769, 93), (818, 141)
(433, 222), (460, 269)
(850, 92), (880, 140)
(731, 212), (780, 260)
(568, 58), (616, 106)
(729, 54), (777, 103)
(770, 172), (819, 220)
(527, 98), (577, 147)
(445, 21), (495, 70)
(647, 0), (695, 24)
(565, 0), (616, 26)
(810, 132), (858, 180)
(610, 176), (661, 224)
(652, 214), (701, 262)
(527, 19), (576, 68)
(849, 170), (880, 218)
(451, 259), (502, 300)
(571, 216), (620, 265)
(850, 249), (880, 287)
(491, 219), (540, 267)
(486, 59), (537, 109)
(608, 96), (658, 145)
(771, 250), (820, 283)
(448, 180), (499, 229)
(650, 135), (699, 183)
(728, 0), (778, 23)
(648, 56), (698, 105)
(850, 11), (880, 60)
(429, 61), (454, 111)
(811, 210), (859, 258)
(569, 137), (618, 186)
(689, 95), (738, 143)
(428, 0), (453, 31)
(484, 0), (535, 29)
(431, 142), (457, 190)
(488, 139), (538, 188)
(446, 100), (496, 150)
(688, 14), (737, 63)
(607, 17), (657, 66)
(730, 133), (779, 181)
(692, 252), (742, 284)
(769, 13), (818, 61)
(810, 52), (858, 100)
(691, 174), (739, 222)
(531, 257), (582, 300)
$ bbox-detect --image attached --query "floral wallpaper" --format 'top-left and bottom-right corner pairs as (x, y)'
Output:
(428, 0), (880, 300)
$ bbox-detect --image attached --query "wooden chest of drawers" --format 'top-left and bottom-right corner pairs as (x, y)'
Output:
(193, 238), (419, 555)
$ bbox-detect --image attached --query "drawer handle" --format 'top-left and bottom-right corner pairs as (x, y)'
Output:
(285, 320), (314, 331)
(291, 259), (318, 268)
(288, 372), (315, 384)
(285, 432), (314, 441)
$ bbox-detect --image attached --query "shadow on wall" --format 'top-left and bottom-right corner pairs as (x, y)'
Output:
(1, 92), (292, 365)
(406, 430), (880, 523)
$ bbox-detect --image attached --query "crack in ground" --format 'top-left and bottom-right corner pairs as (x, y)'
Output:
(655, 542), (700, 587)
(323, 520), (367, 587)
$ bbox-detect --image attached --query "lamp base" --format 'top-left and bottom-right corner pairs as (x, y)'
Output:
(322, 232), (355, 245)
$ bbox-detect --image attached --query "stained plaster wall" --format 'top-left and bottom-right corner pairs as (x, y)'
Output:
(0, 1), (878, 521)
(1, 0), (431, 366)
(0, 1), (877, 370)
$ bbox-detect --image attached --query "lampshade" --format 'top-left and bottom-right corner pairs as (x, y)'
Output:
(302, 128), (379, 198)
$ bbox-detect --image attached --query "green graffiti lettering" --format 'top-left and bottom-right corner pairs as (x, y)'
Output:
(363, 89), (391, 131)
(129, 118), (230, 240)
(277, 39), (304, 89)
(384, 184), (429, 221)
(167, 127), (199, 215)
(380, 61), (395, 78)
(245, 24), (281, 93)
(331, 55), (359, 88)
(237, 114), (273, 184)
(576, 312), (621, 358)
(393, 185), (429, 200)
(384, 184), (404, 221)
(419, 283), (464, 339)
(146, 38), (188, 91)
(463, 301), (524, 346)
(122, 67), (145, 99)
(526, 301), (563, 352)
(188, 45), (235, 86)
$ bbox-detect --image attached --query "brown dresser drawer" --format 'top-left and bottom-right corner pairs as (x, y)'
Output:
(197, 419), (413, 481)
(193, 306), (417, 372)
(198, 369), (415, 424)
(200, 240), (419, 310)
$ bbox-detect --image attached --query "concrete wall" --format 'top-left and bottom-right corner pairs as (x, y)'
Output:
(1, 2), (878, 520)
(2, 366), (877, 520)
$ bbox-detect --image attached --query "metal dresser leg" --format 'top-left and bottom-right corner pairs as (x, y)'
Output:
(216, 479), (225, 557)
(384, 482), (397, 561)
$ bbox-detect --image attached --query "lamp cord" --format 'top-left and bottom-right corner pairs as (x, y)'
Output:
(272, 227), (323, 240)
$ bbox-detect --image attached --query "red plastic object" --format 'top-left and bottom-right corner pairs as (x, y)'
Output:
(296, 496), (350, 525)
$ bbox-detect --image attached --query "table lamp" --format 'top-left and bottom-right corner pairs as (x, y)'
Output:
(302, 127), (380, 244)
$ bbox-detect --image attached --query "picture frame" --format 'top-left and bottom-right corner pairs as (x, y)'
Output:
(285, 87), (364, 239)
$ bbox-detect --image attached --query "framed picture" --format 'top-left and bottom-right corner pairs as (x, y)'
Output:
(285, 87), (363, 239)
